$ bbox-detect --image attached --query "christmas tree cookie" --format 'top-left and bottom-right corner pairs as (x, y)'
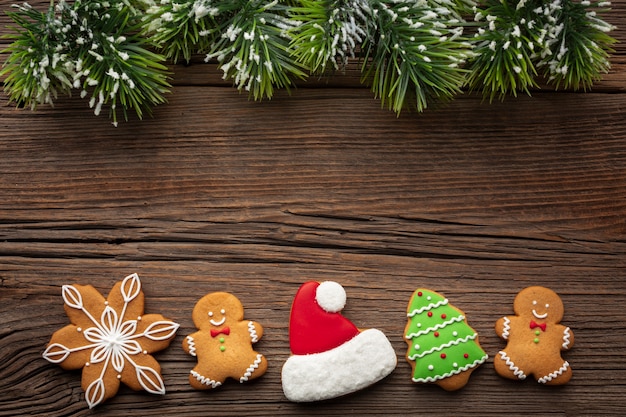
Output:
(404, 289), (487, 391)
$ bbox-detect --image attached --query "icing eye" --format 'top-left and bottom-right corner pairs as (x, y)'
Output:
(545, 303), (550, 308)
(220, 309), (226, 315)
(532, 300), (537, 305)
(208, 311), (213, 317)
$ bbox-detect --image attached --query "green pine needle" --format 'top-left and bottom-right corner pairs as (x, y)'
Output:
(1, 0), (618, 121)
(2, 0), (170, 126)
(142, 0), (220, 64)
(538, 0), (616, 91)
(467, 0), (617, 100)
(1, 3), (74, 108)
(361, 0), (471, 113)
(466, 0), (538, 101)
(205, 0), (307, 100)
(289, 0), (368, 73)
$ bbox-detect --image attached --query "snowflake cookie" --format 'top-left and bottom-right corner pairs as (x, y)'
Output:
(43, 273), (179, 408)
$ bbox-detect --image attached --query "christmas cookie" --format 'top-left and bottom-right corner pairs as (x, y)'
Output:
(404, 289), (488, 391)
(494, 286), (574, 385)
(42, 273), (180, 408)
(182, 292), (268, 389)
(281, 281), (397, 402)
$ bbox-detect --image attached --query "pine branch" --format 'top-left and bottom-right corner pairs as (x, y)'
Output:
(467, 0), (616, 100)
(1, 0), (617, 122)
(466, 0), (539, 101)
(142, 0), (221, 64)
(537, 0), (616, 91)
(145, 0), (307, 100)
(205, 0), (307, 100)
(361, 0), (472, 113)
(1, 3), (74, 109)
(2, 0), (171, 126)
(289, 0), (368, 73)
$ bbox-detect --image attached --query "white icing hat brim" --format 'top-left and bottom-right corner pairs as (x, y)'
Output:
(281, 328), (397, 402)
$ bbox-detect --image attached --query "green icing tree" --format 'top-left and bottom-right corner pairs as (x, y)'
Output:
(404, 289), (488, 391)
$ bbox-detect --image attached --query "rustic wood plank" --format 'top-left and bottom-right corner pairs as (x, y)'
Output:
(2, 85), (626, 416)
(2, 1), (626, 416)
(1, 88), (625, 236)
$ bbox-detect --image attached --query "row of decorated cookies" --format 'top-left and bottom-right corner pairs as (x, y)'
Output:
(43, 274), (574, 408)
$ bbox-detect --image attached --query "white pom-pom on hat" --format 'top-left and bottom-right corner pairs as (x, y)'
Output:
(315, 281), (347, 313)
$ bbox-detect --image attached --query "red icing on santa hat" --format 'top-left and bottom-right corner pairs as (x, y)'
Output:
(289, 281), (359, 355)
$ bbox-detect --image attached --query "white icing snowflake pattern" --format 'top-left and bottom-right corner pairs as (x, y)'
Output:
(43, 273), (179, 408)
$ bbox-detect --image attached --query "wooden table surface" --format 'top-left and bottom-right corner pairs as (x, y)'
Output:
(1, 2), (625, 416)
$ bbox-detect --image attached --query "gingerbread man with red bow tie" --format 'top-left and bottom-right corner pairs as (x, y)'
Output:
(494, 286), (574, 385)
(183, 292), (267, 389)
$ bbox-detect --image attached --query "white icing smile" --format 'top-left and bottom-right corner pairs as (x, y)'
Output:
(532, 301), (549, 319)
(210, 317), (226, 326)
(208, 309), (226, 326)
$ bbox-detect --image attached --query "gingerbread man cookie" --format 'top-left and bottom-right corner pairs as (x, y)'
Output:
(494, 286), (574, 385)
(182, 292), (268, 389)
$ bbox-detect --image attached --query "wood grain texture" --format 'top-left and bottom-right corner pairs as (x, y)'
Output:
(2, 2), (626, 416)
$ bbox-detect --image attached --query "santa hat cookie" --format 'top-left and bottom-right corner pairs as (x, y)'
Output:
(281, 281), (397, 402)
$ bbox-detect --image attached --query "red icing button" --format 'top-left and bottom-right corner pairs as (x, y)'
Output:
(440, 353), (446, 359)
(441, 313), (446, 319)
(434, 331), (440, 337)
(417, 291), (423, 297)
(289, 281), (359, 355)
(427, 312), (433, 317)
(464, 353), (469, 359)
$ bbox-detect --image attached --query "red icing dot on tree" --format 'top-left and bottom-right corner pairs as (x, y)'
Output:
(427, 312), (433, 317)
(418, 292), (423, 297)
(441, 353), (446, 359)
(464, 353), (469, 359)
(441, 314), (446, 319)
(434, 331), (440, 337)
